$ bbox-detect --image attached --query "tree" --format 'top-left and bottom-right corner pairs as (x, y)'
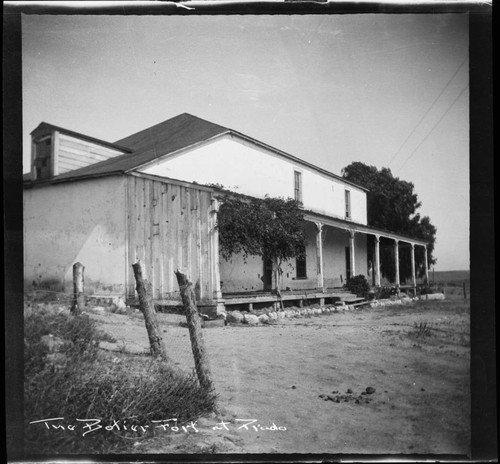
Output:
(215, 191), (307, 307)
(342, 162), (436, 282)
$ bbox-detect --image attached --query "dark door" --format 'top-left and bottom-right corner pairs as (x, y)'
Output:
(345, 247), (351, 282)
(263, 258), (273, 291)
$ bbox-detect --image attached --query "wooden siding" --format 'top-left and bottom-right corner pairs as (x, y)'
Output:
(56, 133), (126, 175)
(126, 175), (218, 303)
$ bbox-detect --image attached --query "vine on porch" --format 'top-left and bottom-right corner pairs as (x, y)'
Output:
(212, 186), (307, 309)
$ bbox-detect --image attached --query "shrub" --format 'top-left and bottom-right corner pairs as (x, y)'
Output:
(24, 305), (217, 455)
(345, 275), (371, 299)
(374, 286), (397, 300)
(24, 306), (114, 376)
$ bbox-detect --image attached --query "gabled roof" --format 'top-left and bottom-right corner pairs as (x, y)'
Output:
(30, 122), (133, 153)
(29, 113), (368, 191)
(114, 112), (230, 152)
(53, 113), (230, 181)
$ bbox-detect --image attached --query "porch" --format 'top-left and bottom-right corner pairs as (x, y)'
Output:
(221, 287), (364, 312)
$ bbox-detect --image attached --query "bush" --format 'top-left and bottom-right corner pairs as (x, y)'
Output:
(345, 275), (371, 298)
(24, 306), (114, 376)
(24, 305), (217, 455)
(374, 286), (397, 300)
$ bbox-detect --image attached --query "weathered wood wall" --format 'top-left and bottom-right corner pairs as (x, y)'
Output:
(126, 174), (218, 304)
(55, 132), (126, 175)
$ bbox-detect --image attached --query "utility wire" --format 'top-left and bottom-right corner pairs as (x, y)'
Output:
(396, 82), (469, 174)
(387, 54), (468, 167)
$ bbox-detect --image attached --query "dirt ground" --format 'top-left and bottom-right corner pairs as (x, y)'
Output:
(89, 298), (470, 456)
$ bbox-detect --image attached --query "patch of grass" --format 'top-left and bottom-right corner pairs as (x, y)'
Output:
(411, 321), (433, 338)
(24, 304), (217, 455)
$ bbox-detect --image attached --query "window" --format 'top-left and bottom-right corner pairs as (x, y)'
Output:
(294, 171), (302, 203)
(33, 135), (52, 180)
(296, 247), (307, 279)
(345, 189), (351, 219)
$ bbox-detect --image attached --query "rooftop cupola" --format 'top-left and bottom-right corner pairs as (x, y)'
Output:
(29, 122), (131, 181)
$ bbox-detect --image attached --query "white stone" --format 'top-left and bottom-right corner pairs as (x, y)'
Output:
(112, 297), (127, 310)
(243, 314), (260, 325)
(258, 314), (270, 324)
(226, 311), (244, 323)
(421, 293), (446, 300)
(41, 334), (66, 352)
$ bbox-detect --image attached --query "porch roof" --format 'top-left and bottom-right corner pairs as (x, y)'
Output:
(303, 211), (428, 247)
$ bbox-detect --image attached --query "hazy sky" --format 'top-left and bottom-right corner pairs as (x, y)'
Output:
(22, 13), (469, 271)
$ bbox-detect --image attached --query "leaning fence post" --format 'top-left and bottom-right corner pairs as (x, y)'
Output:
(71, 262), (85, 314)
(175, 269), (218, 407)
(132, 261), (168, 359)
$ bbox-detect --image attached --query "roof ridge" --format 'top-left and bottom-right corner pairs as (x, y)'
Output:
(113, 112), (229, 146)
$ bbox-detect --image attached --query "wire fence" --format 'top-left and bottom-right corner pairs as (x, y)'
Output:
(24, 288), (200, 375)
(23, 283), (219, 454)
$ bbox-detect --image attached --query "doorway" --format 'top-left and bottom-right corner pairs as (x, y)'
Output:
(345, 247), (351, 282)
(263, 258), (273, 291)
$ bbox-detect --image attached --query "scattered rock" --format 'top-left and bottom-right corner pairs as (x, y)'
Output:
(420, 293), (445, 301)
(226, 311), (244, 323)
(346, 388), (353, 394)
(40, 334), (66, 352)
(258, 314), (270, 324)
(291, 385), (296, 389)
(243, 314), (260, 325)
(112, 297), (127, 311)
(366, 387), (376, 395)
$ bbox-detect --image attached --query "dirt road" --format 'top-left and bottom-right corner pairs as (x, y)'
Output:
(91, 299), (470, 456)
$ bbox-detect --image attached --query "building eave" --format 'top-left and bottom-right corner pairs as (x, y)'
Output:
(303, 210), (428, 247)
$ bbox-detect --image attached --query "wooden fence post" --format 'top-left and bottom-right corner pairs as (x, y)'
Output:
(132, 262), (168, 359)
(71, 262), (85, 314)
(175, 269), (217, 400)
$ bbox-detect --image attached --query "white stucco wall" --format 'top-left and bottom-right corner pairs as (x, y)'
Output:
(23, 176), (127, 294)
(219, 253), (265, 294)
(139, 135), (367, 224)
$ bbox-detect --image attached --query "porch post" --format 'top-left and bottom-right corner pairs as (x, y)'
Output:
(211, 199), (223, 300)
(314, 222), (324, 292)
(410, 243), (416, 295)
(423, 245), (429, 283)
(394, 239), (400, 289)
(349, 230), (356, 278)
(374, 235), (381, 287)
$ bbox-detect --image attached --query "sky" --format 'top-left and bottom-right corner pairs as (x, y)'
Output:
(22, 13), (469, 271)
